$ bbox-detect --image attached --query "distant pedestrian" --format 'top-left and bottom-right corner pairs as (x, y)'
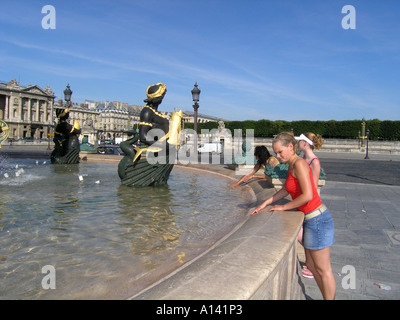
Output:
(251, 132), (335, 300)
(296, 132), (324, 189)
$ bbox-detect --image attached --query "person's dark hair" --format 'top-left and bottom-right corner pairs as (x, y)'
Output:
(254, 146), (270, 166)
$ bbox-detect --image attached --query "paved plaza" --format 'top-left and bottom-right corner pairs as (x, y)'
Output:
(298, 152), (400, 300)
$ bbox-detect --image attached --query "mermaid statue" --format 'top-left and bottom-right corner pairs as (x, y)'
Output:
(50, 108), (81, 164)
(118, 83), (182, 187)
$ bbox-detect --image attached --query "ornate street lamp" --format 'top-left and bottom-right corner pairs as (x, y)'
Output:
(191, 82), (200, 133)
(360, 118), (366, 147)
(63, 84), (72, 106)
(365, 128), (370, 160)
(191, 82), (200, 152)
(191, 82), (200, 102)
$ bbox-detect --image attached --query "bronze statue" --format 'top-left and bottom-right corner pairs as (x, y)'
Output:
(118, 83), (182, 187)
(50, 108), (81, 164)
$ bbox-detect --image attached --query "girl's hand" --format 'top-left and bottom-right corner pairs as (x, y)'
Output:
(231, 182), (239, 188)
(250, 206), (263, 215)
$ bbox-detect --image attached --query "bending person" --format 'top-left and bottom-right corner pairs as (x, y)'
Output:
(231, 146), (279, 188)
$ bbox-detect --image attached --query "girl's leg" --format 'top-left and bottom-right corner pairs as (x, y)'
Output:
(299, 228), (314, 278)
(297, 226), (303, 244)
(305, 247), (336, 300)
(305, 249), (322, 288)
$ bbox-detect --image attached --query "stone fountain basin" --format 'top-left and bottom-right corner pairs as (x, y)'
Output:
(130, 165), (304, 300)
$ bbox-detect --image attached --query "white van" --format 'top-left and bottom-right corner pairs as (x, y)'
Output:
(197, 142), (223, 154)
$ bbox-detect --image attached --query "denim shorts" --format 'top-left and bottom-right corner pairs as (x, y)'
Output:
(302, 206), (335, 250)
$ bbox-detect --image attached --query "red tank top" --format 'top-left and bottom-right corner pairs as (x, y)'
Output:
(285, 166), (322, 214)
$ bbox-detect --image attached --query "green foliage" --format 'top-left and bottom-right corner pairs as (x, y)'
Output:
(380, 120), (400, 141)
(186, 119), (400, 141)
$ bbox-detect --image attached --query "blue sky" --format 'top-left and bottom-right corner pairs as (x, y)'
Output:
(0, 0), (399, 121)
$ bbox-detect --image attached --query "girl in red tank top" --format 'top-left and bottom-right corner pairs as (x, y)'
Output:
(285, 164), (322, 214)
(250, 132), (335, 300)
(251, 137), (321, 215)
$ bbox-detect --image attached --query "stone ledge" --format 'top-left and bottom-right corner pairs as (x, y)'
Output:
(130, 164), (305, 300)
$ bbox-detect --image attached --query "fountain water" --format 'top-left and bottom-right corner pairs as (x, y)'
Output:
(0, 155), (251, 299)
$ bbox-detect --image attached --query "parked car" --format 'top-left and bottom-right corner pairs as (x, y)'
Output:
(99, 139), (115, 145)
(198, 142), (223, 154)
(97, 146), (124, 155)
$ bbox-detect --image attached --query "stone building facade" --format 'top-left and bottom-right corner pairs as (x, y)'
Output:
(94, 101), (131, 143)
(0, 79), (143, 145)
(0, 79), (55, 140)
(0, 79), (223, 145)
(182, 110), (223, 124)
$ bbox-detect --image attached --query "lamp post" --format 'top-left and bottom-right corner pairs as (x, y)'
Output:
(191, 82), (200, 152)
(64, 84), (72, 107)
(49, 84), (72, 150)
(360, 118), (366, 147)
(364, 128), (370, 160)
